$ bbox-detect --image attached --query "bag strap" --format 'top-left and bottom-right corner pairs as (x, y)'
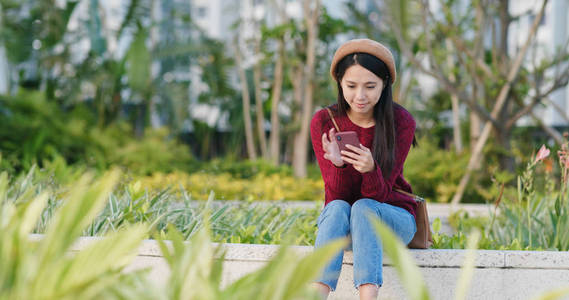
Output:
(325, 107), (341, 132)
(325, 106), (425, 203)
(392, 188), (425, 202)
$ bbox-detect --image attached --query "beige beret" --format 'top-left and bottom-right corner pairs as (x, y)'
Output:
(329, 38), (396, 84)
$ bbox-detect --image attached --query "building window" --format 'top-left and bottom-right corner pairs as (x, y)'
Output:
(197, 6), (207, 18)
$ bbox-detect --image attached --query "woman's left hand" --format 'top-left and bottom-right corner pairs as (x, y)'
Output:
(341, 144), (375, 173)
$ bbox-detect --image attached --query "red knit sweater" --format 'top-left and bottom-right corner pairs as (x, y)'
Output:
(310, 104), (418, 219)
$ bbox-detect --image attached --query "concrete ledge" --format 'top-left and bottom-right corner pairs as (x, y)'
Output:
(59, 236), (569, 299)
(67, 237), (569, 270)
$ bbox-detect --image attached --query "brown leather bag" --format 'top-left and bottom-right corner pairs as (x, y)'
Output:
(325, 107), (432, 249)
(391, 188), (433, 249)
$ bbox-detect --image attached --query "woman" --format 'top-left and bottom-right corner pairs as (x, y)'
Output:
(310, 38), (418, 299)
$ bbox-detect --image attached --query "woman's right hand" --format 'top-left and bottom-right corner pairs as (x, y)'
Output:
(322, 128), (345, 167)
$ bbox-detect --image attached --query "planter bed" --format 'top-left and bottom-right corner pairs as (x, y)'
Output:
(68, 236), (569, 300)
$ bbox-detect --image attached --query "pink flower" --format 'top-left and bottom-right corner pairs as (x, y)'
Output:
(535, 144), (550, 163)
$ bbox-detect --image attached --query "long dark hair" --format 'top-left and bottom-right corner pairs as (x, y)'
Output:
(333, 52), (414, 179)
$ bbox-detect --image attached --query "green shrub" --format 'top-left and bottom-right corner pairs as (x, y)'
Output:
(404, 137), (489, 203)
(0, 91), (195, 175)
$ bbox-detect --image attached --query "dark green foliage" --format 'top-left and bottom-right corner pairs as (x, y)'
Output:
(404, 137), (489, 203)
(0, 91), (195, 175)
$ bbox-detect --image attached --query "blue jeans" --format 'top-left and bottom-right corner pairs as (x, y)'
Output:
(314, 199), (416, 291)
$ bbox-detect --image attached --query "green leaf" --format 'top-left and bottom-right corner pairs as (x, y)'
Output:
(127, 27), (151, 93)
(282, 238), (348, 299)
(38, 170), (121, 262)
(433, 217), (442, 233)
(44, 224), (147, 299)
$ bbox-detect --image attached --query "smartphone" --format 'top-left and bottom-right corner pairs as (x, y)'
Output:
(336, 131), (359, 153)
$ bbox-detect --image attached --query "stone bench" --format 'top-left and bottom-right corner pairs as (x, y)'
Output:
(69, 237), (569, 300)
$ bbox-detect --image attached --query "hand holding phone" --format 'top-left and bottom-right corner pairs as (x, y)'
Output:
(336, 131), (359, 154)
(337, 131), (375, 173)
(322, 128), (346, 167)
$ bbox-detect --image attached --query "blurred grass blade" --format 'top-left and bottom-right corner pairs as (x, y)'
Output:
(54, 224), (147, 289)
(282, 238), (348, 299)
(222, 246), (293, 300)
(18, 192), (49, 235)
(454, 229), (480, 300)
(221, 238), (346, 300)
(39, 170), (120, 261)
(0, 171), (8, 203)
(159, 224), (218, 300)
(530, 287), (569, 300)
(369, 212), (430, 300)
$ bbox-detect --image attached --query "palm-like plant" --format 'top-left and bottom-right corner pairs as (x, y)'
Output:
(0, 168), (148, 299)
(1, 164), (347, 300)
(153, 222), (347, 300)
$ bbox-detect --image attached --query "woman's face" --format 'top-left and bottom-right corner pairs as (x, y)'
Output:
(340, 64), (384, 116)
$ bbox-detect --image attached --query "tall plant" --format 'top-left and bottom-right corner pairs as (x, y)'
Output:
(150, 221), (346, 300)
(0, 168), (148, 299)
(370, 212), (569, 300)
(489, 144), (569, 250)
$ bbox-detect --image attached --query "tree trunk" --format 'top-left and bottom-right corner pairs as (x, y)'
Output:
(497, 97), (515, 173)
(469, 109), (481, 152)
(291, 63), (305, 174)
(395, 67), (413, 106)
(450, 93), (462, 152)
(0, 3), (9, 95)
(269, 38), (284, 165)
(445, 39), (463, 153)
(498, 0), (509, 64)
(292, 0), (320, 178)
(234, 38), (257, 160)
(286, 64), (303, 165)
(253, 41), (268, 159)
(494, 125), (515, 172)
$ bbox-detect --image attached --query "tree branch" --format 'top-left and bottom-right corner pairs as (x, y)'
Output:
(451, 0), (549, 205)
(507, 64), (569, 128)
(418, 0), (446, 76)
(387, 0), (504, 128)
(531, 111), (565, 145)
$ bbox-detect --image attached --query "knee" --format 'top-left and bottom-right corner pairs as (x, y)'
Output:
(351, 199), (378, 223)
(320, 200), (351, 226)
